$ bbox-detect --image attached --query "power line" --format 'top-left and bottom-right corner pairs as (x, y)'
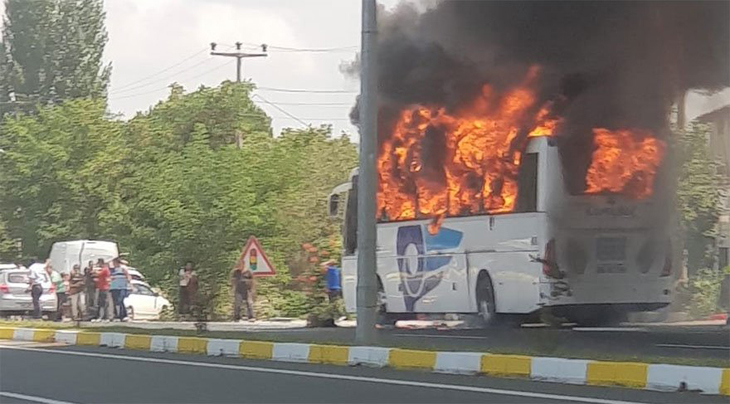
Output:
(110, 57), (216, 95)
(253, 93), (308, 127)
(256, 86), (357, 94)
(258, 101), (353, 106)
(111, 48), (209, 92)
(109, 60), (234, 101)
(232, 42), (357, 53)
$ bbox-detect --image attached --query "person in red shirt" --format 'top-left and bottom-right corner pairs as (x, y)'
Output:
(94, 258), (113, 321)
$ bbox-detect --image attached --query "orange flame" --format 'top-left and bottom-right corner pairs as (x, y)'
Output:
(377, 71), (665, 233)
(377, 69), (557, 232)
(585, 128), (666, 199)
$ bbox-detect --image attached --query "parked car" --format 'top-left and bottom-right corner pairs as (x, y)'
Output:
(0, 263), (18, 272)
(124, 280), (170, 320)
(0, 266), (57, 317)
(123, 267), (145, 282)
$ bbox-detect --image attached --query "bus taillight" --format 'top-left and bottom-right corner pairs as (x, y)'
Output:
(543, 239), (562, 279)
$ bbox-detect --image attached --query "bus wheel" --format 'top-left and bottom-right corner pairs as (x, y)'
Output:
(476, 274), (499, 327)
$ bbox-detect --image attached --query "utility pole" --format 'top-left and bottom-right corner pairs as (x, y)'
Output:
(209, 42), (268, 83)
(356, 0), (378, 345)
(210, 42), (267, 148)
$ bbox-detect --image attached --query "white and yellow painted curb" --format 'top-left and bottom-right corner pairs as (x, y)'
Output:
(2, 327), (727, 396)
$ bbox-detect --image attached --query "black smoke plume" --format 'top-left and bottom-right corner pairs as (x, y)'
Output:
(349, 0), (729, 194)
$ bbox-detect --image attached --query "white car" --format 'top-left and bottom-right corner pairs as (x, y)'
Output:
(0, 265), (57, 317)
(124, 280), (170, 320)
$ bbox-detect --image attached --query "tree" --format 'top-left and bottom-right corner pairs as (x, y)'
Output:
(45, 0), (111, 101)
(0, 0), (110, 115)
(0, 80), (358, 319)
(676, 122), (723, 274)
(0, 98), (123, 259)
(0, 216), (17, 261)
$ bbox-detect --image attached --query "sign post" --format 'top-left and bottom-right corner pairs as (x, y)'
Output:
(237, 236), (276, 277)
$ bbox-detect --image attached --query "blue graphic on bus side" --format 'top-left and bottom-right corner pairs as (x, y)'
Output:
(396, 225), (463, 311)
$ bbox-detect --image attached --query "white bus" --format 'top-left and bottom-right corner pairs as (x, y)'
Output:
(328, 136), (674, 326)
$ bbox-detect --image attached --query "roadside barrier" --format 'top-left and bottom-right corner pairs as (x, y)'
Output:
(1, 326), (727, 396)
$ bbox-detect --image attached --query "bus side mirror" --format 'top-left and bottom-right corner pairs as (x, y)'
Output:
(328, 194), (340, 217)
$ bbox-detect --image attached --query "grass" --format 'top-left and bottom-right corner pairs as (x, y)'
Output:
(1, 320), (728, 368)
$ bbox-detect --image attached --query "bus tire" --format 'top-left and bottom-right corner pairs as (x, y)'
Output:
(476, 272), (500, 327)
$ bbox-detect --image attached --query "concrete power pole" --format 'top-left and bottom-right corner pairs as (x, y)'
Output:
(210, 42), (267, 148)
(356, 0), (379, 345)
(209, 42), (268, 83)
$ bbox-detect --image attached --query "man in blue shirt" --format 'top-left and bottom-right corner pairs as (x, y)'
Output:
(323, 261), (342, 302)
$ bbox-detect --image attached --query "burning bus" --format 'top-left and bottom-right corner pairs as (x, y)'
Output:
(329, 1), (726, 326)
(329, 68), (672, 326)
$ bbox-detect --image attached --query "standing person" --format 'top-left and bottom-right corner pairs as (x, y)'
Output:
(230, 265), (255, 322)
(323, 261), (342, 302)
(47, 265), (67, 321)
(27, 261), (46, 319)
(95, 259), (113, 321)
(84, 260), (96, 315)
(67, 265), (86, 321)
(109, 258), (130, 321)
(178, 261), (198, 316)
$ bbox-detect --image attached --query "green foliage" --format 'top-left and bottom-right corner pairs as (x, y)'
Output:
(0, 98), (123, 259)
(0, 82), (357, 319)
(0, 216), (17, 261)
(676, 122), (723, 274)
(1, 0), (110, 115)
(687, 268), (723, 318)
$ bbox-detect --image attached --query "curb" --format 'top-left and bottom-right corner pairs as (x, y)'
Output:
(1, 327), (727, 396)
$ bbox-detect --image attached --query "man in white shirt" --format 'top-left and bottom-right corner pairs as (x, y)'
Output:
(27, 261), (46, 319)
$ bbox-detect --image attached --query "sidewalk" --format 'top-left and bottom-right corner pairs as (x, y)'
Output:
(80, 319), (309, 332)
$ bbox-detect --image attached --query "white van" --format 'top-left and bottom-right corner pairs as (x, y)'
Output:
(49, 240), (119, 274)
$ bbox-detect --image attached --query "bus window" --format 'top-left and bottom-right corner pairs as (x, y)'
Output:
(517, 153), (538, 213)
(344, 175), (358, 255)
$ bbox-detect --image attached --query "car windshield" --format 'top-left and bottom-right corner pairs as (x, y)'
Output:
(133, 284), (154, 296)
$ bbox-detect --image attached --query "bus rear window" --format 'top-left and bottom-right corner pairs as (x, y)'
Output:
(516, 153), (538, 212)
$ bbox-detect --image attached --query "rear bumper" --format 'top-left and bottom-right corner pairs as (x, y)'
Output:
(0, 295), (57, 312)
(548, 303), (670, 318)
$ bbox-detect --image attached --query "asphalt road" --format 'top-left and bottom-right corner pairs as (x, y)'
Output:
(175, 324), (729, 362)
(0, 341), (726, 404)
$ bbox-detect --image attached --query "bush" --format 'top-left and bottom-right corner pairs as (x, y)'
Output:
(688, 268), (724, 318)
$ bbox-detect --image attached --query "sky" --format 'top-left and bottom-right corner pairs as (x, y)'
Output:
(0, 0), (399, 139)
(0, 0), (725, 138)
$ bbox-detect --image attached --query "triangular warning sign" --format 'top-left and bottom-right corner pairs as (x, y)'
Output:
(238, 236), (276, 277)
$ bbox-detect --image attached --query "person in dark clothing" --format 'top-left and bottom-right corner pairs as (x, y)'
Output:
(27, 261), (46, 319)
(68, 265), (86, 320)
(230, 266), (255, 321)
(84, 260), (96, 313)
(178, 261), (198, 316)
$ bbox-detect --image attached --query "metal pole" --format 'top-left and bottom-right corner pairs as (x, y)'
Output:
(236, 42), (242, 83)
(236, 56), (242, 83)
(356, 0), (378, 345)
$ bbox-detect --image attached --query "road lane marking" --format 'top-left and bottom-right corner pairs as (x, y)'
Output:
(1, 345), (653, 404)
(655, 344), (730, 351)
(0, 392), (77, 404)
(393, 334), (486, 340)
